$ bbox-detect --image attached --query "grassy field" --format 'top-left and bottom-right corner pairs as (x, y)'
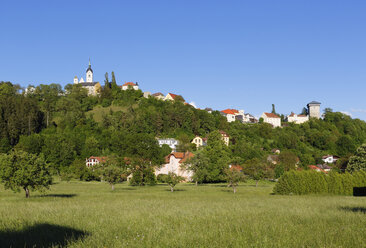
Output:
(0, 180), (365, 248)
(87, 105), (131, 123)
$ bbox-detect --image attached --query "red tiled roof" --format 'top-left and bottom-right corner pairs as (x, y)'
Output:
(221, 109), (239, 115)
(122, 82), (136, 86)
(88, 156), (107, 163)
(230, 165), (243, 171)
(168, 93), (178, 99)
(219, 130), (229, 137)
(264, 112), (280, 118)
(152, 92), (164, 96)
(289, 112), (307, 117)
(165, 152), (194, 163)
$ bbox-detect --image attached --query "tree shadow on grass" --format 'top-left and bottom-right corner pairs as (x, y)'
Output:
(339, 207), (366, 214)
(164, 188), (187, 192)
(118, 187), (137, 191)
(36, 194), (78, 198)
(0, 223), (89, 248)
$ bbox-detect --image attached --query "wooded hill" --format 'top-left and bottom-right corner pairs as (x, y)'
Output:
(1, 81), (365, 180)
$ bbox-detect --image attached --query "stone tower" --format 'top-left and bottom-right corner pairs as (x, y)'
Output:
(307, 101), (321, 119)
(86, 59), (93, 83)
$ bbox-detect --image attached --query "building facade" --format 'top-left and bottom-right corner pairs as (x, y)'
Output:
(121, 82), (139, 90)
(261, 112), (281, 127)
(157, 138), (179, 152)
(73, 60), (101, 96)
(287, 113), (309, 124)
(155, 152), (194, 181)
(307, 101), (321, 119)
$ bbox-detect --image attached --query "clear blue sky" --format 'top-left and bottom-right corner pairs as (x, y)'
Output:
(1, 0), (366, 119)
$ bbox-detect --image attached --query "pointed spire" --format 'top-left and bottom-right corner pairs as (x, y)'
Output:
(89, 58), (91, 66)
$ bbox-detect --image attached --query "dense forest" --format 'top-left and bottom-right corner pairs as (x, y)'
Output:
(1, 80), (366, 182)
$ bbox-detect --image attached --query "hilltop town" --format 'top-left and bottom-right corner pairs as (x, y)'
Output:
(14, 61), (363, 182)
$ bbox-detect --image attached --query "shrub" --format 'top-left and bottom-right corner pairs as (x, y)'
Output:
(274, 170), (366, 195)
(157, 174), (170, 183)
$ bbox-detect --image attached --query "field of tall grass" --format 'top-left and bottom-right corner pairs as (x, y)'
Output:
(0, 180), (365, 247)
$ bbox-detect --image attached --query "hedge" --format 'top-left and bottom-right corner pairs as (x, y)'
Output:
(273, 170), (366, 195)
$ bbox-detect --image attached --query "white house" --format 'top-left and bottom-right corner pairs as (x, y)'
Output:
(287, 112), (309, 124)
(86, 156), (107, 168)
(220, 109), (245, 123)
(191, 136), (207, 148)
(243, 113), (258, 123)
(322, 155), (340, 164)
(219, 131), (230, 146)
(121, 82), (139, 90)
(73, 60), (101, 96)
(261, 112), (281, 127)
(155, 152), (194, 181)
(157, 138), (179, 152)
(151, 92), (165, 100)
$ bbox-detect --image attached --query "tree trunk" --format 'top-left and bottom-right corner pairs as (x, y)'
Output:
(256, 180), (259, 187)
(170, 186), (174, 192)
(233, 186), (236, 194)
(111, 184), (115, 191)
(195, 181), (198, 186)
(24, 187), (30, 198)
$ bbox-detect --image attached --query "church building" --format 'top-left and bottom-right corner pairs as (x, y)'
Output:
(73, 60), (101, 95)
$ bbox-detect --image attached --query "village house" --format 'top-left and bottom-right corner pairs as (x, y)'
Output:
(271, 148), (281, 154)
(191, 131), (229, 148)
(221, 109), (244, 123)
(121, 82), (139, 90)
(229, 164), (243, 171)
(191, 136), (207, 148)
(220, 131), (230, 146)
(267, 155), (279, 165)
(86, 156), (107, 168)
(157, 138), (179, 152)
(261, 112), (281, 127)
(152, 92), (165, 100)
(155, 152), (194, 181)
(73, 60), (101, 96)
(322, 155), (340, 164)
(243, 113), (258, 123)
(165, 93), (184, 101)
(143, 92), (151, 98)
(287, 112), (309, 124)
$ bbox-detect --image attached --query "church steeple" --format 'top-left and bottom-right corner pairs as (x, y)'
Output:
(86, 59), (93, 82)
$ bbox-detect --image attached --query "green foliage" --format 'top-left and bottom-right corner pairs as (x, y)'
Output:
(100, 164), (125, 190)
(347, 143), (366, 172)
(129, 160), (157, 186)
(165, 172), (183, 192)
(225, 168), (246, 193)
(0, 150), (52, 197)
(274, 170), (366, 195)
(157, 174), (170, 183)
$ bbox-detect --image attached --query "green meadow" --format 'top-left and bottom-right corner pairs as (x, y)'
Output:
(0, 180), (365, 248)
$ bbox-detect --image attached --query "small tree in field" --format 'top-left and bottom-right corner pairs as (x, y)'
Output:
(225, 168), (245, 193)
(99, 158), (125, 190)
(166, 172), (183, 192)
(101, 165), (125, 190)
(0, 150), (52, 198)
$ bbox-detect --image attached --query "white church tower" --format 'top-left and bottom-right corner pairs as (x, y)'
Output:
(74, 76), (79, 84)
(86, 59), (93, 83)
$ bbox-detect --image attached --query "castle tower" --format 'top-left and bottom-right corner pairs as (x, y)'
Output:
(307, 101), (321, 119)
(86, 59), (93, 83)
(74, 76), (79, 84)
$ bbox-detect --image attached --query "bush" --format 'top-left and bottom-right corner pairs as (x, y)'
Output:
(273, 170), (366, 195)
(129, 166), (157, 186)
(157, 174), (170, 183)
